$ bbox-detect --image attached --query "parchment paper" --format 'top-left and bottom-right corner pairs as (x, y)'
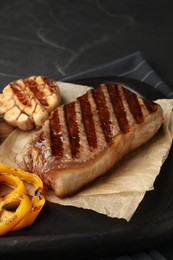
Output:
(0, 82), (172, 221)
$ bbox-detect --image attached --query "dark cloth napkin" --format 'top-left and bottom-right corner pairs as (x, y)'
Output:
(61, 51), (173, 99)
(60, 51), (172, 260)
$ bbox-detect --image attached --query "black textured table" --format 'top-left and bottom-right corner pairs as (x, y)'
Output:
(0, 1), (173, 259)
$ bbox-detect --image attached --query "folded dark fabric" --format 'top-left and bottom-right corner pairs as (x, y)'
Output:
(60, 51), (173, 99)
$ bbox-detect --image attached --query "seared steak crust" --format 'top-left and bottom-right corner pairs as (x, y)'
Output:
(16, 83), (163, 197)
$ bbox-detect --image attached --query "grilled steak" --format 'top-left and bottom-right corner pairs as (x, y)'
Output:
(16, 83), (163, 198)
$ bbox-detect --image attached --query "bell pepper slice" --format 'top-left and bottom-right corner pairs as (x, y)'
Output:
(0, 173), (26, 198)
(0, 164), (43, 191)
(12, 188), (45, 230)
(0, 193), (32, 236)
(0, 173), (29, 231)
(0, 164), (45, 231)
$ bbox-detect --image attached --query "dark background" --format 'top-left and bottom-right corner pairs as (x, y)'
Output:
(0, 0), (173, 89)
(0, 0), (173, 259)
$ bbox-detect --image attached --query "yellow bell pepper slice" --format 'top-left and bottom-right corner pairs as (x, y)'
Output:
(13, 189), (45, 230)
(0, 193), (32, 236)
(0, 172), (29, 232)
(0, 172), (26, 198)
(0, 164), (45, 234)
(0, 164), (42, 190)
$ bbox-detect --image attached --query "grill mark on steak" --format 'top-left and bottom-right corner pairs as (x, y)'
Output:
(122, 87), (144, 124)
(143, 99), (158, 113)
(33, 130), (49, 168)
(64, 102), (80, 158)
(49, 108), (64, 158)
(102, 84), (120, 137)
(107, 84), (130, 133)
(78, 92), (97, 148)
(92, 86), (114, 144)
(34, 131), (45, 150)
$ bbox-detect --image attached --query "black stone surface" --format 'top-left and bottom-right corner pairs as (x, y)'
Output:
(0, 0), (173, 89)
(0, 0), (173, 259)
